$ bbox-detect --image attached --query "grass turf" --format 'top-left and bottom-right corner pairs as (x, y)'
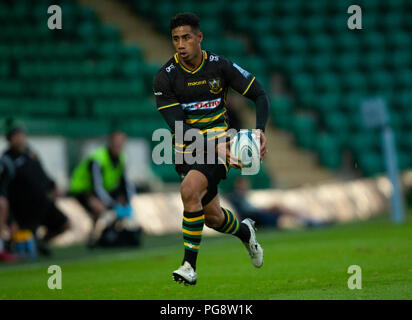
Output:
(0, 214), (411, 300)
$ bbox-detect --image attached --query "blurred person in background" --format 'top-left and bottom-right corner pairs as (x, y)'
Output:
(0, 120), (70, 258)
(226, 177), (328, 229)
(0, 158), (18, 262)
(69, 130), (138, 247)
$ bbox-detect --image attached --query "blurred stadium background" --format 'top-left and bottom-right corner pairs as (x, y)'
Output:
(0, 0), (412, 300)
(0, 0), (411, 243)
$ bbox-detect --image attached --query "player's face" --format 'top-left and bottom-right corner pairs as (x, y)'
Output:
(109, 133), (126, 158)
(171, 25), (202, 62)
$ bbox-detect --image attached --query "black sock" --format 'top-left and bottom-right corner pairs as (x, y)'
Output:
(213, 208), (251, 243)
(236, 223), (251, 243)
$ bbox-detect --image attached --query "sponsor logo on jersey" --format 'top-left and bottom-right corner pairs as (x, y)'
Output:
(166, 63), (175, 73)
(181, 98), (221, 111)
(233, 63), (250, 78)
(154, 91), (163, 96)
(187, 80), (207, 86)
(208, 78), (222, 94)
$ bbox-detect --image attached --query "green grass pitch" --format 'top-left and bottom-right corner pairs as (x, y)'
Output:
(1, 213), (411, 300)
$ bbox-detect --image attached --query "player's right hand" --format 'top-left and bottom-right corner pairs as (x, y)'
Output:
(216, 141), (242, 169)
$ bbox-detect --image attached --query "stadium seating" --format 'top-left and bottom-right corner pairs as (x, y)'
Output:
(266, 0), (412, 177)
(2, 0), (411, 185)
(0, 0), (181, 183)
(120, 0), (411, 178)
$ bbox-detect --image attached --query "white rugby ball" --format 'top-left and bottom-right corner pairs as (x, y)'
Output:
(230, 129), (261, 174)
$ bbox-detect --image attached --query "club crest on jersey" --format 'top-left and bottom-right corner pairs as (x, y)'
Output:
(208, 78), (222, 94)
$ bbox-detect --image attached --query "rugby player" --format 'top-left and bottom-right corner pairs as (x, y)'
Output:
(153, 13), (269, 285)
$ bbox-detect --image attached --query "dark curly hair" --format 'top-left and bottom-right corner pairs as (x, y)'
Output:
(169, 12), (200, 32)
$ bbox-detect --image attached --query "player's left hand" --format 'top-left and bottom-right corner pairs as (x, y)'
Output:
(256, 129), (267, 161)
(216, 141), (242, 169)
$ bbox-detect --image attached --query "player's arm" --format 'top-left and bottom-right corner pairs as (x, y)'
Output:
(222, 59), (269, 160)
(243, 78), (269, 160)
(153, 71), (205, 149)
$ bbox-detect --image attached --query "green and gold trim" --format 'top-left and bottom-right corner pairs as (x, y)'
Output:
(216, 208), (240, 234)
(157, 102), (180, 110)
(242, 76), (256, 96)
(185, 110), (226, 124)
(171, 120), (229, 154)
(200, 125), (228, 134)
(183, 211), (205, 253)
(174, 50), (207, 74)
(217, 156), (229, 173)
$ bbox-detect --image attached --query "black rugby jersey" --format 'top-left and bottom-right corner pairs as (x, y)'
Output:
(153, 50), (262, 152)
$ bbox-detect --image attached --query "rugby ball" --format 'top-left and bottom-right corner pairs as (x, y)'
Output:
(230, 129), (261, 175)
